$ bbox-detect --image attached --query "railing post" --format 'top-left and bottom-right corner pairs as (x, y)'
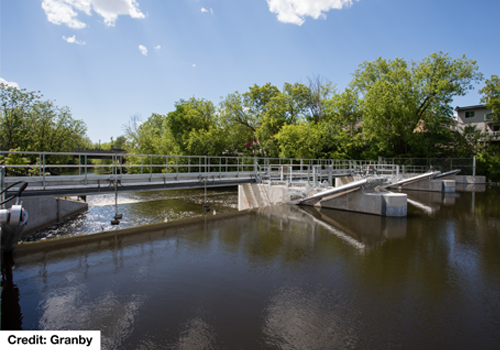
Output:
(328, 165), (332, 186)
(473, 156), (476, 177)
(43, 154), (46, 190)
(85, 154), (87, 185)
(0, 166), (5, 209)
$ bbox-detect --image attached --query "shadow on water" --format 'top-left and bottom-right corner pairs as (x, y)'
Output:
(4, 185), (500, 349)
(1, 252), (23, 330)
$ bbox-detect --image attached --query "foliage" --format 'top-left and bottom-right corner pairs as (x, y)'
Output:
(476, 150), (500, 182)
(274, 123), (324, 159)
(351, 52), (483, 157)
(0, 83), (90, 162)
(480, 74), (500, 122)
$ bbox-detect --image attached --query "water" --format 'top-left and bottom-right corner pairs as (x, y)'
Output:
(2, 185), (500, 349)
(22, 187), (239, 241)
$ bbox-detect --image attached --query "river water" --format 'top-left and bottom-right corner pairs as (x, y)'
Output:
(2, 185), (500, 349)
(22, 187), (239, 241)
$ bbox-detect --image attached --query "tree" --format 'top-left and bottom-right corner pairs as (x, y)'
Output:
(0, 83), (41, 150)
(274, 122), (324, 159)
(351, 52), (483, 157)
(0, 83), (89, 157)
(480, 75), (500, 123)
(166, 97), (217, 154)
(320, 88), (365, 159)
(306, 75), (336, 123)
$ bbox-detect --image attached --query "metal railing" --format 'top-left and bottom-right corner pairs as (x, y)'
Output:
(0, 150), (476, 195)
(381, 158), (475, 176)
(0, 150), (340, 177)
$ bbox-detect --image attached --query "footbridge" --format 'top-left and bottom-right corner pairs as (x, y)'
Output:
(0, 150), (471, 199)
(1, 150), (390, 198)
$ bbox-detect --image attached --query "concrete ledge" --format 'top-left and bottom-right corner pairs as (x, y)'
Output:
(400, 179), (455, 193)
(317, 190), (407, 217)
(455, 175), (486, 184)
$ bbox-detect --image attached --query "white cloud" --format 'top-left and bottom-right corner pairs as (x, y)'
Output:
(41, 0), (145, 28)
(266, 0), (356, 26)
(154, 45), (161, 51)
(0, 78), (19, 88)
(192, 64), (196, 68)
(62, 35), (86, 44)
(138, 45), (148, 56)
(42, 0), (91, 29)
(201, 7), (213, 14)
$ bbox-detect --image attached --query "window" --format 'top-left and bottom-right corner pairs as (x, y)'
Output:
(465, 111), (475, 118)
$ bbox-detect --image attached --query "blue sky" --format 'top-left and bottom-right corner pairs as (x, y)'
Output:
(1, 0), (499, 143)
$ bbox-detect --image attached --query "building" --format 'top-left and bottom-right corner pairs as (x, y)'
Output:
(455, 104), (499, 141)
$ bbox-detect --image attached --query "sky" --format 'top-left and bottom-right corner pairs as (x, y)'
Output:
(1, 0), (499, 143)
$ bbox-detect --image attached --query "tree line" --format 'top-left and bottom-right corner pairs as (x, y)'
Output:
(124, 52), (497, 159)
(1, 51), (499, 179)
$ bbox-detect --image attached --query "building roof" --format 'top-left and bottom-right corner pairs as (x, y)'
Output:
(454, 104), (487, 112)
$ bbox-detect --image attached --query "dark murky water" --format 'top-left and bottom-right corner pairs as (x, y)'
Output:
(2, 185), (500, 349)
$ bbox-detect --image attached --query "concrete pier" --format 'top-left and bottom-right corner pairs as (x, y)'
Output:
(315, 190), (407, 217)
(238, 184), (289, 211)
(396, 178), (456, 192)
(238, 183), (407, 217)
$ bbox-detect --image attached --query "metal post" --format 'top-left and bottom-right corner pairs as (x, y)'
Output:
(85, 155), (87, 185)
(473, 156), (476, 177)
(0, 166), (5, 209)
(42, 154), (46, 190)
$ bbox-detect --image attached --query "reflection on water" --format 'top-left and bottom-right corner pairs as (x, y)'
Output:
(263, 285), (358, 350)
(6, 186), (500, 349)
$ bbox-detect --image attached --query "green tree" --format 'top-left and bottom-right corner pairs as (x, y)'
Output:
(480, 74), (500, 123)
(1, 84), (89, 161)
(274, 122), (324, 159)
(321, 88), (365, 159)
(166, 97), (217, 154)
(351, 52), (482, 157)
(0, 83), (41, 150)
